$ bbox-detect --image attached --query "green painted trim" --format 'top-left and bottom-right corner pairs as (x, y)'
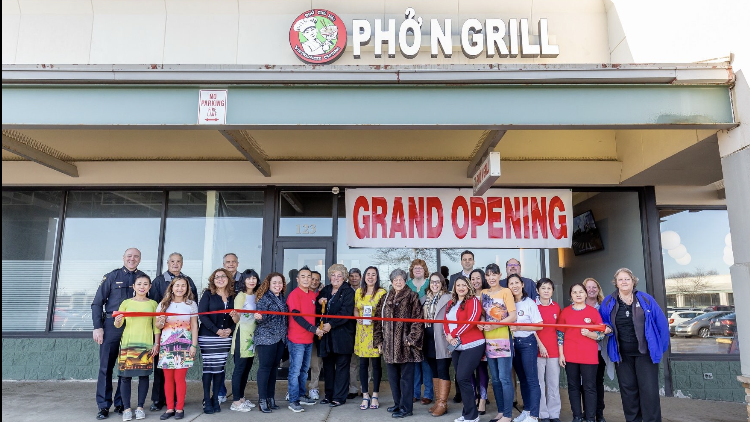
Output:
(1, 84), (734, 128)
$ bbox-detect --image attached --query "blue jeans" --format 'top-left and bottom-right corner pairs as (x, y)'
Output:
(287, 341), (313, 403)
(219, 375), (226, 398)
(488, 356), (514, 418)
(513, 335), (541, 418)
(413, 360), (434, 400)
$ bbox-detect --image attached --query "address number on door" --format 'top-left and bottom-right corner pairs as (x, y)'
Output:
(296, 224), (317, 235)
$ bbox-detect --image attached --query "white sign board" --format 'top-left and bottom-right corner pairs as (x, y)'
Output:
(346, 188), (573, 248)
(473, 152), (502, 196)
(198, 90), (227, 125)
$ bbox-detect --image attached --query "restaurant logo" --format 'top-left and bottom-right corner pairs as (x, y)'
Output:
(289, 9), (347, 64)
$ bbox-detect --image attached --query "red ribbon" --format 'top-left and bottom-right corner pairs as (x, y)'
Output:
(113, 309), (606, 331)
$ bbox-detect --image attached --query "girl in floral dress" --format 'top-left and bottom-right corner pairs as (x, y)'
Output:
(155, 276), (198, 420)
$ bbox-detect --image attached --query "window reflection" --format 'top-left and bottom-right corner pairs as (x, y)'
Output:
(53, 191), (162, 331)
(2, 191), (63, 331)
(279, 191), (333, 237)
(336, 218), (435, 290)
(661, 209), (736, 354)
(162, 191), (263, 291)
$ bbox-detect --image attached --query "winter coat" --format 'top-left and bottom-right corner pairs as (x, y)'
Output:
(420, 293), (453, 360)
(317, 282), (356, 356)
(373, 287), (424, 364)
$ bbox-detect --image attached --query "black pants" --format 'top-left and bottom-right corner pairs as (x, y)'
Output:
(452, 345), (484, 420)
(616, 354), (661, 422)
(256, 341), (285, 400)
(426, 357), (451, 380)
(323, 353), (352, 403)
(386, 362), (415, 413)
(96, 319), (124, 409)
(121, 376), (149, 410)
(360, 357), (382, 394)
(151, 354), (167, 406)
(566, 362), (597, 420)
(581, 351), (606, 418)
(232, 340), (255, 401)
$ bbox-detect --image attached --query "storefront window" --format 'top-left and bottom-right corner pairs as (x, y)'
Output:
(279, 191), (333, 237)
(162, 191), (264, 290)
(439, 249), (543, 281)
(2, 191), (63, 332)
(53, 191), (163, 331)
(336, 217), (436, 290)
(660, 209), (736, 354)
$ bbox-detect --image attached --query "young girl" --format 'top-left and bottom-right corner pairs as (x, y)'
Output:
(155, 276), (198, 420)
(114, 275), (159, 422)
(558, 283), (604, 422)
(229, 269), (259, 412)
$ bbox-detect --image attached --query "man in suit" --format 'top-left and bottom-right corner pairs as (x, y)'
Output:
(449, 250), (475, 291)
(499, 258), (539, 301)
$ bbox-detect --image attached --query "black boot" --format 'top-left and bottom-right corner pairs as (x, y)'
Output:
(268, 397), (279, 410)
(259, 398), (272, 413)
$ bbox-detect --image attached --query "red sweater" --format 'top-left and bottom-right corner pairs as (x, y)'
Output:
(443, 297), (484, 345)
(558, 305), (602, 365)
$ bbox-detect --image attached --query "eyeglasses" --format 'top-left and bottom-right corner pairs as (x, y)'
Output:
(507, 263), (521, 268)
(214, 275), (228, 279)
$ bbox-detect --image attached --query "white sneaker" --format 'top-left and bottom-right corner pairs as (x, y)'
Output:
(454, 416), (465, 422)
(218, 395), (227, 404)
(230, 402), (251, 412)
(309, 389), (320, 400)
(466, 418), (481, 422)
(241, 400), (256, 409)
(134, 409), (145, 420)
(514, 410), (530, 422)
(122, 410), (133, 422)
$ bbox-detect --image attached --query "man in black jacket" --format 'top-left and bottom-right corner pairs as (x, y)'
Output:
(148, 252), (198, 411)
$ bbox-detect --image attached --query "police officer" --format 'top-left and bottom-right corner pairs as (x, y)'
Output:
(148, 252), (198, 412)
(92, 248), (146, 420)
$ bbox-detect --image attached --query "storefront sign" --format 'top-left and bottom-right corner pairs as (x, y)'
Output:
(290, 8), (559, 63)
(346, 188), (572, 248)
(198, 90), (227, 125)
(289, 9), (347, 64)
(472, 152), (502, 196)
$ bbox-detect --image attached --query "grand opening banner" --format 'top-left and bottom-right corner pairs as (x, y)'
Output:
(346, 188), (573, 248)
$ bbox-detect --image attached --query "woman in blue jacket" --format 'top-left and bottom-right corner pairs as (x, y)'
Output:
(599, 268), (669, 422)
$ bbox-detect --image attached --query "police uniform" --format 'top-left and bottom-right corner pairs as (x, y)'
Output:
(91, 266), (146, 411)
(148, 271), (198, 409)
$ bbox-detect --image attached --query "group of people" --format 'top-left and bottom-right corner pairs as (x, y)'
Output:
(93, 248), (669, 422)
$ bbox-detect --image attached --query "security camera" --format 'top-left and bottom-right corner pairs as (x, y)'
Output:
(332, 187), (340, 195)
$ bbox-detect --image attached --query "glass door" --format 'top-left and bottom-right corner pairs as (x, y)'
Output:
(274, 240), (333, 292)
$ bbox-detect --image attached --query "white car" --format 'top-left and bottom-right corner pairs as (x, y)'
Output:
(669, 311), (704, 336)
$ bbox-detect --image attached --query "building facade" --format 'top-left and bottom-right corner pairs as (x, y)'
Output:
(2, 0), (749, 406)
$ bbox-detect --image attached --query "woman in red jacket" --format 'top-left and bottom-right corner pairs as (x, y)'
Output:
(444, 276), (484, 422)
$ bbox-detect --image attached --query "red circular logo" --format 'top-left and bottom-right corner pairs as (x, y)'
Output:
(289, 9), (347, 64)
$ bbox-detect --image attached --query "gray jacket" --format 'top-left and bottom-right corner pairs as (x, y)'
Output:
(420, 293), (453, 360)
(254, 291), (288, 346)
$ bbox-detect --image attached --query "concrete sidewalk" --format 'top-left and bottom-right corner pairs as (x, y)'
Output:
(1, 380), (745, 422)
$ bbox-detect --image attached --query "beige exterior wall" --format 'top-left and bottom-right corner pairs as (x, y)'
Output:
(3, 0), (609, 65)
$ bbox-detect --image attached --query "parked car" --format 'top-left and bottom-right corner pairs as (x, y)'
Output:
(708, 313), (737, 337)
(701, 305), (734, 312)
(673, 311), (732, 338)
(668, 310), (704, 336)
